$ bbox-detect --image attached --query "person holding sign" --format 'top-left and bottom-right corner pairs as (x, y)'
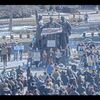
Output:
(59, 16), (71, 49)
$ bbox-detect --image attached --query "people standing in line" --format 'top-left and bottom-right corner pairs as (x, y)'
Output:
(27, 67), (32, 79)
(78, 43), (84, 66)
(43, 17), (61, 28)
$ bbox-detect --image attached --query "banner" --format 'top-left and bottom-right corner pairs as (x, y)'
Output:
(32, 52), (41, 61)
(47, 40), (56, 47)
(14, 45), (24, 51)
(14, 45), (19, 51)
(41, 27), (62, 36)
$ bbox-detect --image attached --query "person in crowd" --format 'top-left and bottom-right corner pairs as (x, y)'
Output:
(7, 43), (12, 62)
(2, 83), (12, 95)
(43, 17), (61, 29)
(41, 50), (48, 68)
(47, 61), (55, 76)
(33, 48), (40, 68)
(48, 48), (55, 63)
(19, 43), (24, 60)
(13, 42), (19, 61)
(69, 85), (80, 95)
(0, 44), (2, 62)
(59, 16), (71, 48)
(55, 48), (62, 64)
(27, 43), (33, 67)
(77, 82), (86, 95)
(16, 65), (23, 79)
(84, 13), (89, 23)
(10, 68), (16, 79)
(1, 43), (8, 66)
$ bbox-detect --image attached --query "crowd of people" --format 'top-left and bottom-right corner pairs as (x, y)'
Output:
(27, 43), (70, 68)
(0, 42), (24, 66)
(0, 13), (100, 95)
(77, 41), (100, 71)
(0, 40), (99, 95)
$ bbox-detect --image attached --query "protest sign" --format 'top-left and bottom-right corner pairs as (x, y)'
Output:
(41, 27), (62, 36)
(32, 52), (41, 61)
(47, 40), (56, 47)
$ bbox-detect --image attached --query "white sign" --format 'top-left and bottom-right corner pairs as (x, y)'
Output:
(47, 40), (56, 47)
(14, 45), (24, 51)
(41, 28), (62, 36)
(20, 45), (24, 51)
(14, 45), (19, 51)
(33, 52), (41, 61)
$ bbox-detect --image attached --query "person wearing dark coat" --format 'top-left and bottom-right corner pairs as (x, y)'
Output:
(59, 16), (71, 49)
(69, 86), (80, 95)
(61, 71), (69, 85)
(77, 83), (86, 95)
(2, 83), (12, 95)
(7, 44), (12, 62)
